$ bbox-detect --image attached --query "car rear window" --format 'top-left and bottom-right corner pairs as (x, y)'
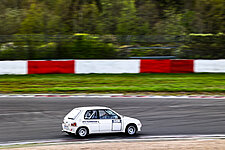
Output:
(66, 109), (81, 120)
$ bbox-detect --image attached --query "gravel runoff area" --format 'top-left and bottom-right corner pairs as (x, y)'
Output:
(2, 139), (225, 150)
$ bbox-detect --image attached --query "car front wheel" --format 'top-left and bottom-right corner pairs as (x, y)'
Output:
(77, 127), (88, 138)
(126, 124), (137, 135)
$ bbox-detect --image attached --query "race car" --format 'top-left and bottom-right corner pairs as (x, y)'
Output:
(62, 106), (142, 137)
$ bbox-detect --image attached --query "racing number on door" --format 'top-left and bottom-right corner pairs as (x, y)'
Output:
(112, 119), (122, 131)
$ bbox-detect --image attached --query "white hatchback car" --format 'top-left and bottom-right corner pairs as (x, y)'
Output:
(62, 106), (142, 137)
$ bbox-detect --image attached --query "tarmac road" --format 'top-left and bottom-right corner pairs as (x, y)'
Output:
(0, 97), (225, 143)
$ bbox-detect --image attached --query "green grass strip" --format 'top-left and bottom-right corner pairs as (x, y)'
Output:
(0, 73), (224, 94)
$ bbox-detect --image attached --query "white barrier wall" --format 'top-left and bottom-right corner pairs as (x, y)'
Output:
(76, 60), (140, 74)
(0, 61), (27, 74)
(194, 60), (225, 73)
(0, 60), (224, 74)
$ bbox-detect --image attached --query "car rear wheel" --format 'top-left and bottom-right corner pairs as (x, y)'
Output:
(77, 127), (88, 138)
(126, 124), (137, 135)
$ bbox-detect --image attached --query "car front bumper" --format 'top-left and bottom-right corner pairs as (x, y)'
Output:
(137, 123), (142, 132)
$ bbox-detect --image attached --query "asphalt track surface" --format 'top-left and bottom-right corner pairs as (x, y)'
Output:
(0, 97), (225, 143)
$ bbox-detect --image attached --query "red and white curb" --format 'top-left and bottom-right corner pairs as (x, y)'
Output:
(0, 94), (224, 99)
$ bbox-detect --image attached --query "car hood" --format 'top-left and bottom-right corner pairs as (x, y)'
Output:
(122, 116), (140, 123)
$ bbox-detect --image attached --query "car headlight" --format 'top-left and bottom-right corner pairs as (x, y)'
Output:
(137, 122), (142, 126)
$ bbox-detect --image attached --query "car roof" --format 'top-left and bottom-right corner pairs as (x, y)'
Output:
(75, 106), (110, 110)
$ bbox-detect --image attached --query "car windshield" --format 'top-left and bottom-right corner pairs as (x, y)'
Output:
(66, 109), (81, 120)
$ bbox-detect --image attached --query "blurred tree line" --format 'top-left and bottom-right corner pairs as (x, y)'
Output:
(0, 0), (224, 59)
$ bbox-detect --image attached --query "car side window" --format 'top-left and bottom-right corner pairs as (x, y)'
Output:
(84, 110), (98, 119)
(99, 109), (119, 119)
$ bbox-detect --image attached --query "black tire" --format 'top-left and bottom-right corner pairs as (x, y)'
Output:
(76, 127), (89, 138)
(125, 124), (137, 136)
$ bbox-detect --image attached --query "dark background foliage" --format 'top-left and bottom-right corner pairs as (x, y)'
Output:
(0, 0), (224, 59)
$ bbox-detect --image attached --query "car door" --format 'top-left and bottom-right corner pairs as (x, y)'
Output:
(105, 109), (122, 131)
(83, 110), (99, 133)
(98, 109), (112, 132)
(98, 109), (122, 132)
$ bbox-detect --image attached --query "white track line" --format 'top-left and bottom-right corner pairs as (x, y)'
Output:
(1, 134), (225, 147)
